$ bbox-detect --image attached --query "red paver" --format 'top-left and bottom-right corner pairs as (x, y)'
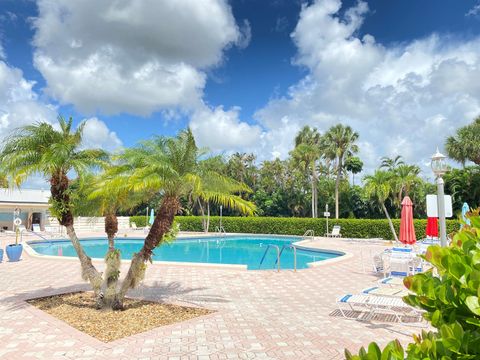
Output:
(0, 232), (421, 359)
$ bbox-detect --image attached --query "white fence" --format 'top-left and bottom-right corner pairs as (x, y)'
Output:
(47, 216), (131, 232)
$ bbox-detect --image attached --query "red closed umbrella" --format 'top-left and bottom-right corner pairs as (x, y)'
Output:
(425, 217), (438, 238)
(400, 196), (416, 245)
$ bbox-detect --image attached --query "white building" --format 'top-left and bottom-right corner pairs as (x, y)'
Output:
(0, 188), (51, 231)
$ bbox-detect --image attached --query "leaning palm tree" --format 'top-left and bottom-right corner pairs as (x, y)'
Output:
(112, 129), (255, 309)
(363, 170), (399, 241)
(0, 116), (107, 294)
(323, 124), (359, 219)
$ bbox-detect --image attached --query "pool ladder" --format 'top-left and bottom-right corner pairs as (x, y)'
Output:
(215, 226), (226, 248)
(303, 229), (315, 241)
(259, 244), (297, 272)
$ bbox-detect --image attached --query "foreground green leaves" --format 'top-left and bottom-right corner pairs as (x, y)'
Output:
(345, 214), (480, 359)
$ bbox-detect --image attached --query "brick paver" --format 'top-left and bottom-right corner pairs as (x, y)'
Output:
(0, 233), (420, 359)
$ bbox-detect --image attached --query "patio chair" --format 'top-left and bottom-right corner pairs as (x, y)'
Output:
(378, 276), (405, 287)
(130, 222), (143, 231)
(326, 225), (341, 238)
(372, 253), (389, 277)
(337, 293), (424, 324)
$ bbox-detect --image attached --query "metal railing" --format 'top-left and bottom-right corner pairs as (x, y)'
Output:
(259, 244), (280, 272)
(276, 244), (297, 272)
(215, 226), (226, 248)
(303, 229), (315, 241)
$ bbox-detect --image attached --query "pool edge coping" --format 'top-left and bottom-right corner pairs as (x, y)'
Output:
(23, 233), (351, 271)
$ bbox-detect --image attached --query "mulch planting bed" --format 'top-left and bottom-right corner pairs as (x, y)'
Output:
(27, 292), (214, 342)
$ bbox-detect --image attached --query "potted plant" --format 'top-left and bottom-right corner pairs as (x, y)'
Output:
(6, 227), (23, 262)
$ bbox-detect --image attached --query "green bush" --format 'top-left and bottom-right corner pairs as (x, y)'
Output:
(173, 216), (459, 241)
(130, 215), (148, 228)
(345, 215), (480, 360)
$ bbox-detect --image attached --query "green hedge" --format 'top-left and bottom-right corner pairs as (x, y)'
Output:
(130, 215), (148, 228)
(172, 216), (459, 241)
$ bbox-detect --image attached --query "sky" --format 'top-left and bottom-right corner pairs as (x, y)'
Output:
(1, 0), (480, 188)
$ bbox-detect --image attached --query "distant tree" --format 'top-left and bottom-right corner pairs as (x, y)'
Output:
(446, 117), (480, 165)
(394, 164), (421, 205)
(380, 155), (404, 171)
(226, 152), (257, 191)
(292, 126), (322, 218)
(363, 170), (398, 241)
(344, 156), (363, 185)
(323, 124), (359, 219)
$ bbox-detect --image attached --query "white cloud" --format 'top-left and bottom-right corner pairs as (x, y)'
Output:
(466, 3), (480, 17)
(32, 0), (245, 116)
(82, 117), (122, 152)
(0, 60), (122, 188)
(254, 0), (480, 174)
(190, 104), (262, 151)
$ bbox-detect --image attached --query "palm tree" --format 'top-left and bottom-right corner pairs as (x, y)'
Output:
(394, 164), (420, 205)
(114, 129), (255, 309)
(0, 116), (107, 294)
(380, 155), (404, 171)
(363, 170), (399, 241)
(323, 124), (359, 219)
(292, 126), (321, 218)
(446, 117), (480, 165)
(344, 156), (363, 185)
(194, 158), (256, 232)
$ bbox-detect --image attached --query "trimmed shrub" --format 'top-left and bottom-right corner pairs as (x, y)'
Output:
(174, 216), (459, 241)
(130, 215), (148, 228)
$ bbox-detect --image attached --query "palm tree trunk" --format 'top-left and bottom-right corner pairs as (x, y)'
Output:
(50, 172), (103, 296)
(105, 213), (118, 250)
(206, 202), (210, 232)
(312, 164), (318, 218)
(381, 203), (399, 242)
(116, 195), (180, 308)
(65, 225), (104, 295)
(335, 158), (342, 219)
(198, 199), (207, 232)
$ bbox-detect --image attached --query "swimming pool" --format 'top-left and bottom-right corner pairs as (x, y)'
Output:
(28, 236), (343, 270)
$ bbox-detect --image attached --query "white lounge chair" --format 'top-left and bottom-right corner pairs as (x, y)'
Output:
(326, 225), (341, 238)
(362, 286), (409, 297)
(337, 293), (424, 324)
(378, 276), (405, 287)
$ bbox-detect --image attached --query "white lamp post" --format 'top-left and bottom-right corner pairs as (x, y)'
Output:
(431, 148), (448, 247)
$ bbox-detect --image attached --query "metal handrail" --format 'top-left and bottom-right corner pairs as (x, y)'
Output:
(214, 226), (226, 248)
(303, 229), (315, 241)
(259, 244), (280, 272)
(276, 244), (297, 272)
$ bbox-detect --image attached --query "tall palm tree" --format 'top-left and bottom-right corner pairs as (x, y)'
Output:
(446, 117), (480, 166)
(114, 129), (255, 308)
(292, 126), (321, 218)
(363, 170), (399, 241)
(323, 124), (359, 219)
(0, 116), (107, 294)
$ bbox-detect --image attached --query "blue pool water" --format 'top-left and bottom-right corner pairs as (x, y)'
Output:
(28, 236), (343, 270)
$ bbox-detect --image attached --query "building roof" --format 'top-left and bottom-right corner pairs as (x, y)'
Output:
(0, 188), (50, 204)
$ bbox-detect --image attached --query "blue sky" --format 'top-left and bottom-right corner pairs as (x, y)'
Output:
(1, 0), (480, 186)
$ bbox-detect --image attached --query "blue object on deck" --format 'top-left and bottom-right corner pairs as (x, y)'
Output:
(6, 244), (22, 262)
(340, 294), (352, 303)
(461, 202), (470, 228)
(148, 209), (155, 225)
(0, 248), (3, 262)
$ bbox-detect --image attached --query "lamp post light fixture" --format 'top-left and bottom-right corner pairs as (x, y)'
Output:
(431, 148), (448, 247)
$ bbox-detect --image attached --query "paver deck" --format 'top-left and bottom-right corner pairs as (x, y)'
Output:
(0, 232), (422, 359)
